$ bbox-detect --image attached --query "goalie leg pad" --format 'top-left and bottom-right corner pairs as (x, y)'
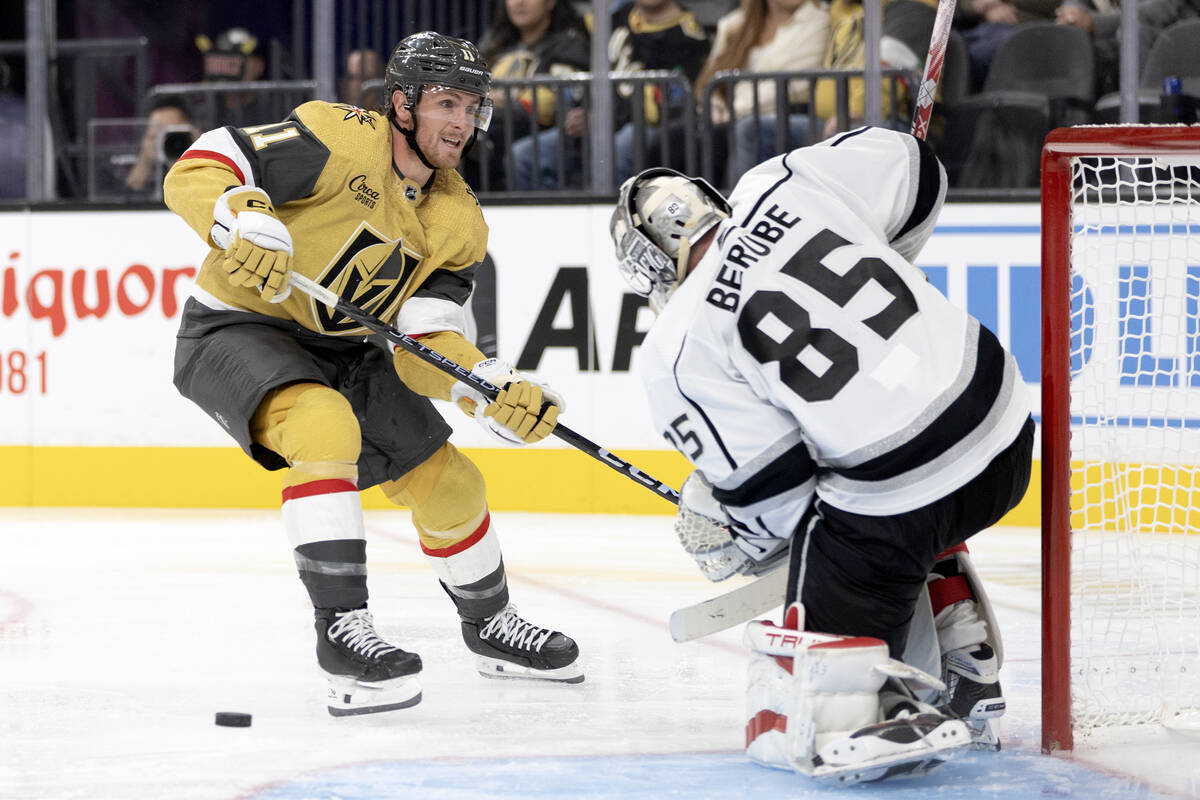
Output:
(743, 606), (971, 784)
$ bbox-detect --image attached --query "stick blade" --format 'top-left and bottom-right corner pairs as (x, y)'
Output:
(669, 567), (788, 642)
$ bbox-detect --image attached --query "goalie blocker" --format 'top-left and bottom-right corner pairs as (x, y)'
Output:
(744, 604), (971, 785)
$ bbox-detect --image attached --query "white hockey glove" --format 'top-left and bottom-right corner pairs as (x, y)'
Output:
(675, 471), (788, 581)
(450, 358), (564, 445)
(211, 185), (293, 303)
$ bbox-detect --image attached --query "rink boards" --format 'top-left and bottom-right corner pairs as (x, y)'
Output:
(0, 203), (1055, 517)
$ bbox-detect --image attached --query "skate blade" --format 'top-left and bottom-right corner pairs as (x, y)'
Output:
(326, 674), (422, 716)
(475, 656), (585, 684)
(967, 718), (1002, 751)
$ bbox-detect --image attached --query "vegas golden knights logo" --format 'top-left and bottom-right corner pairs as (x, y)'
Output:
(316, 225), (421, 333)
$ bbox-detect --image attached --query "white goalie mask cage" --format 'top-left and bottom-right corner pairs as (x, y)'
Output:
(610, 168), (731, 312)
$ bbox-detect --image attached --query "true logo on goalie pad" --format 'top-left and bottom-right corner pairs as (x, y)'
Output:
(743, 618), (878, 657)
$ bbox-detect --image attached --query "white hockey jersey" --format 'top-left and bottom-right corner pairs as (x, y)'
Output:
(638, 127), (1031, 545)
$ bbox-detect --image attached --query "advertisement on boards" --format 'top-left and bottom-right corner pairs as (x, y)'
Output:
(0, 203), (1044, 514)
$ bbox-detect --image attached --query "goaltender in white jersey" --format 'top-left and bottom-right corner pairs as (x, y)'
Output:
(611, 126), (1034, 783)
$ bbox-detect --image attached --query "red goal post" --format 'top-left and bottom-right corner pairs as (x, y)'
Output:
(1041, 125), (1200, 754)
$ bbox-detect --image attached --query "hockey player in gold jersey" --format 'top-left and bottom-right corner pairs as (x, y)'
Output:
(165, 31), (582, 716)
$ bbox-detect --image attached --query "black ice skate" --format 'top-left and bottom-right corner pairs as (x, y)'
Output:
(461, 603), (583, 683)
(315, 607), (423, 716)
(930, 549), (1006, 750)
(940, 641), (1005, 750)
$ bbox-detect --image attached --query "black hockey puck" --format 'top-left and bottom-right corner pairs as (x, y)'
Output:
(214, 712), (252, 728)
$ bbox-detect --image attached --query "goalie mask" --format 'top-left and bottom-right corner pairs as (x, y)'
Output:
(610, 168), (731, 312)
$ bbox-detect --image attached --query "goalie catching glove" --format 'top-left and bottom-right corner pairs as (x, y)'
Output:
(450, 358), (564, 445)
(210, 185), (293, 303)
(676, 471), (789, 581)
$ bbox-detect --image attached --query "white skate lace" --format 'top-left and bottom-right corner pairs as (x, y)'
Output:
(479, 604), (552, 652)
(327, 609), (400, 658)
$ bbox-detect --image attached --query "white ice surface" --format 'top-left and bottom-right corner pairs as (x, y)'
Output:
(2, 509), (1198, 799)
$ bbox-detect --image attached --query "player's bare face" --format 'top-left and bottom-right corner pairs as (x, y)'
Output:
(412, 87), (483, 168)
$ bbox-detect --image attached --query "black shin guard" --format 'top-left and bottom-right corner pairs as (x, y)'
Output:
(293, 539), (368, 610)
(438, 560), (509, 621)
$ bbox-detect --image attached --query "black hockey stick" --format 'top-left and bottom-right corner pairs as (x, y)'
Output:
(288, 273), (680, 505)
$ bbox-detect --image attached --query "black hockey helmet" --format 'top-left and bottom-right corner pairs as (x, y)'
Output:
(385, 31), (491, 108)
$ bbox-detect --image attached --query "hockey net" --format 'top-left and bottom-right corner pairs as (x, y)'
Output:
(1041, 126), (1200, 753)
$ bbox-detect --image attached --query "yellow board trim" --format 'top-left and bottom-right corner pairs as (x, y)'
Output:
(1072, 461), (1200, 533)
(0, 445), (1040, 524)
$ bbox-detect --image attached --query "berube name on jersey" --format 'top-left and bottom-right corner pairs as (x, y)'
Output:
(704, 202), (803, 313)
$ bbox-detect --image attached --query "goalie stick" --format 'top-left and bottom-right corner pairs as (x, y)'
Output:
(671, 0), (960, 643)
(287, 272), (680, 505)
(669, 565), (787, 643)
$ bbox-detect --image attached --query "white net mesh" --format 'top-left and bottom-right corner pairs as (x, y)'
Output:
(1068, 153), (1200, 736)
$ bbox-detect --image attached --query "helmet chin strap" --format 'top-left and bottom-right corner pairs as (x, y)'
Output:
(676, 238), (693, 276)
(391, 113), (438, 172)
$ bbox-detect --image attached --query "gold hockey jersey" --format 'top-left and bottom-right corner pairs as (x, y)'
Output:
(164, 101), (488, 338)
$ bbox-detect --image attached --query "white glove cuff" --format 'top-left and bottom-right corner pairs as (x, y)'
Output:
(450, 358), (526, 447)
(210, 186), (293, 255)
(237, 211), (294, 255)
(450, 357), (516, 410)
(211, 185), (259, 249)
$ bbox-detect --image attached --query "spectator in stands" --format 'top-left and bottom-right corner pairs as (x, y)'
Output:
(511, 0), (713, 190)
(469, 0), (591, 190)
(1057, 0), (1198, 96)
(125, 93), (200, 195)
(688, 0), (745, 29)
(196, 26), (273, 127)
(339, 49), (384, 110)
(197, 26), (266, 84)
(695, 0), (830, 180)
(957, 0), (1059, 91)
(0, 59), (25, 200)
(813, 0), (941, 139)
